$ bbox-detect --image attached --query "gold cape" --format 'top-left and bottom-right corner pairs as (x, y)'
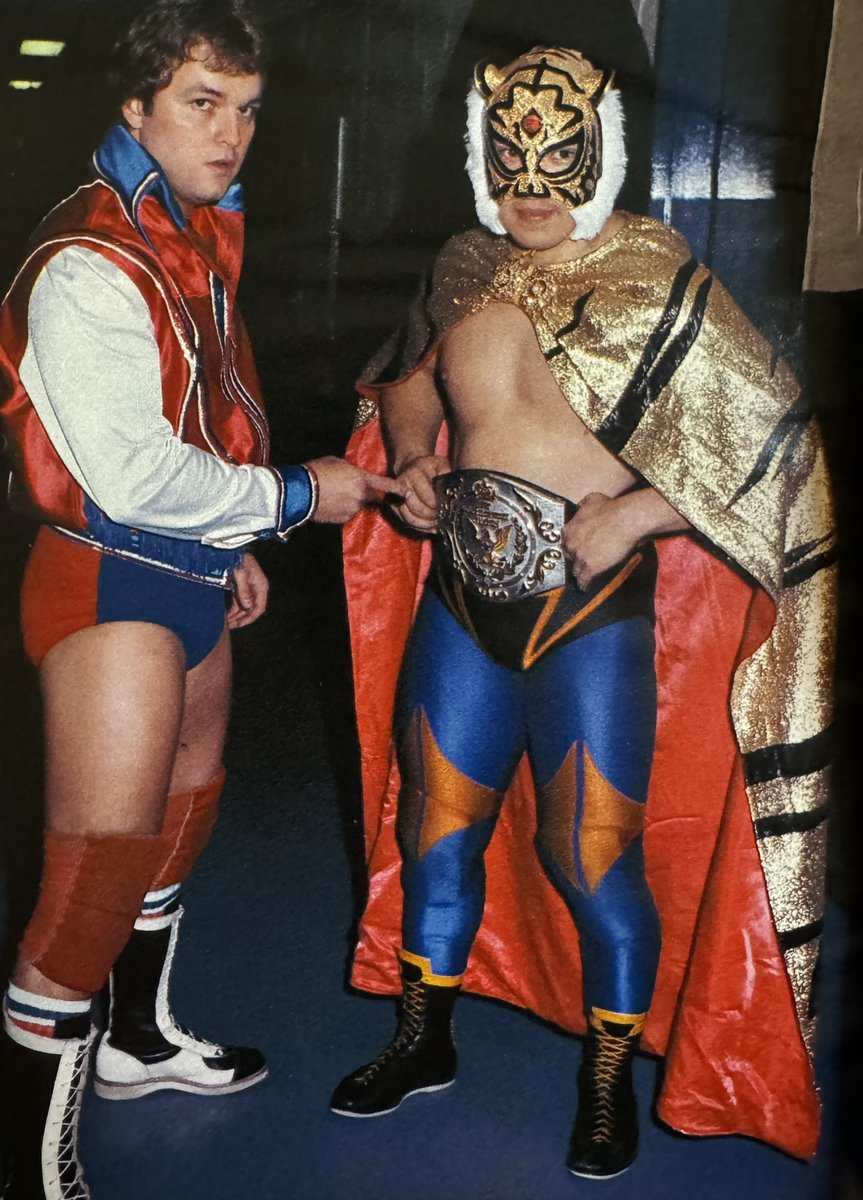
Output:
(355, 214), (837, 1066)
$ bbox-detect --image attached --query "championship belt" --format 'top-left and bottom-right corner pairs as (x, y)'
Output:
(434, 469), (572, 602)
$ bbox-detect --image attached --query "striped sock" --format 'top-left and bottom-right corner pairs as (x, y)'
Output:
(134, 883), (182, 930)
(3, 982), (91, 1044)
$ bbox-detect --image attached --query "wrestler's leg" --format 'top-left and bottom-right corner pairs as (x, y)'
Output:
(396, 588), (525, 977)
(331, 587), (526, 1117)
(135, 627), (233, 923)
(94, 627), (267, 1099)
(14, 621), (188, 1002)
(527, 616), (659, 1178)
(529, 616), (660, 1014)
(1, 621), (187, 1199)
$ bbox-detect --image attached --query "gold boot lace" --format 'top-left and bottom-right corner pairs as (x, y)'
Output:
(585, 1026), (635, 1144)
(355, 977), (428, 1084)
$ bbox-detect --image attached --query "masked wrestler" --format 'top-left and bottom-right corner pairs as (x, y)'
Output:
(0, 3), (398, 1196)
(331, 45), (836, 1180)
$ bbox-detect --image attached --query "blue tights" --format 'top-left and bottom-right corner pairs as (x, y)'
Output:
(395, 587), (661, 1016)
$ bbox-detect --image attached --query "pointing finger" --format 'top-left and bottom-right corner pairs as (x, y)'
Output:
(365, 471), (407, 497)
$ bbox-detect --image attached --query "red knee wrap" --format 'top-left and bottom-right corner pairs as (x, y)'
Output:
(19, 831), (166, 992)
(149, 766), (226, 890)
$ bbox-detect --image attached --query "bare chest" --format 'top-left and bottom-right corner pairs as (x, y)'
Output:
(436, 301), (636, 498)
(439, 302), (568, 419)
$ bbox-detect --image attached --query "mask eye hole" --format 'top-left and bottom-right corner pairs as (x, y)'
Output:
(539, 136), (584, 177)
(489, 135), (525, 174)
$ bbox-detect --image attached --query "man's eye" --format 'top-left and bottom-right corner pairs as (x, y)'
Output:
(541, 146), (579, 173)
(494, 141), (522, 167)
(192, 98), (212, 110)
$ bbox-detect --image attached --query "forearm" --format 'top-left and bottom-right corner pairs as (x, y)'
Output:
(379, 364), (445, 473)
(24, 346), (312, 547)
(612, 486), (691, 543)
(377, 361), (449, 532)
(109, 443), (314, 547)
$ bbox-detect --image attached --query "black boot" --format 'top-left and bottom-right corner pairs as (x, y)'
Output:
(330, 956), (459, 1117)
(93, 907), (266, 1100)
(1, 1007), (94, 1200)
(566, 1009), (645, 1180)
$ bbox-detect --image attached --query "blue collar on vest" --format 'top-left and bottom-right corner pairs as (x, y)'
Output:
(93, 123), (245, 236)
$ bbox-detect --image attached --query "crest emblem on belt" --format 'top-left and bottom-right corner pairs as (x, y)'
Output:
(435, 469), (569, 601)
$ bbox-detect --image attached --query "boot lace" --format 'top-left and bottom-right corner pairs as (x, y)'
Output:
(48, 1037), (91, 1199)
(586, 1029), (633, 1144)
(355, 978), (427, 1084)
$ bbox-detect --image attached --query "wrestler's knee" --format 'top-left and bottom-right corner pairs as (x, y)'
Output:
(533, 820), (564, 882)
(18, 828), (167, 993)
(396, 703), (505, 857)
(533, 769), (580, 886)
(150, 766), (226, 890)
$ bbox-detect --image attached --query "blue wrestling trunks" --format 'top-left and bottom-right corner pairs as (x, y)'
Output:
(22, 527), (228, 669)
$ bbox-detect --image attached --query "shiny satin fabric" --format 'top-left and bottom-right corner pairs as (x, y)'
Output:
(344, 427), (821, 1155)
(343, 214), (835, 1157)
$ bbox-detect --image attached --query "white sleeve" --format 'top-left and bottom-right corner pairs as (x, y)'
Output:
(18, 245), (282, 549)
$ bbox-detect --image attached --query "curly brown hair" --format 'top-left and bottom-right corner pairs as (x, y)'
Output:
(109, 0), (268, 111)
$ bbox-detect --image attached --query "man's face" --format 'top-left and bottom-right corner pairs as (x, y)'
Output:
(497, 195), (575, 251)
(480, 53), (605, 210)
(122, 45), (263, 216)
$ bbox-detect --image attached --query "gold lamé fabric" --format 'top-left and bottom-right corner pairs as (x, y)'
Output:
(358, 214), (837, 1063)
(476, 48), (609, 208)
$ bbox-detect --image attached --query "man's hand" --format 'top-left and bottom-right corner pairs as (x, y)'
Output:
(227, 553), (269, 629)
(562, 492), (641, 590)
(306, 455), (405, 524)
(392, 454), (451, 532)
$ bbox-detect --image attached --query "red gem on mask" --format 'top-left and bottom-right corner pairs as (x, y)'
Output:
(522, 111), (543, 135)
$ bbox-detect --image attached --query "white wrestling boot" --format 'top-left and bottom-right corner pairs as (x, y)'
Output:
(2, 994), (94, 1200)
(93, 907), (267, 1100)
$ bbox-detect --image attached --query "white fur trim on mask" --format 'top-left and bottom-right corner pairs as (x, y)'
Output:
(569, 88), (626, 241)
(463, 84), (627, 242)
(465, 89), (506, 235)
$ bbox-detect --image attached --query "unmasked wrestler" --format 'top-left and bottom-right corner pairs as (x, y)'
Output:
(0, 3), (397, 1196)
(331, 46), (836, 1180)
